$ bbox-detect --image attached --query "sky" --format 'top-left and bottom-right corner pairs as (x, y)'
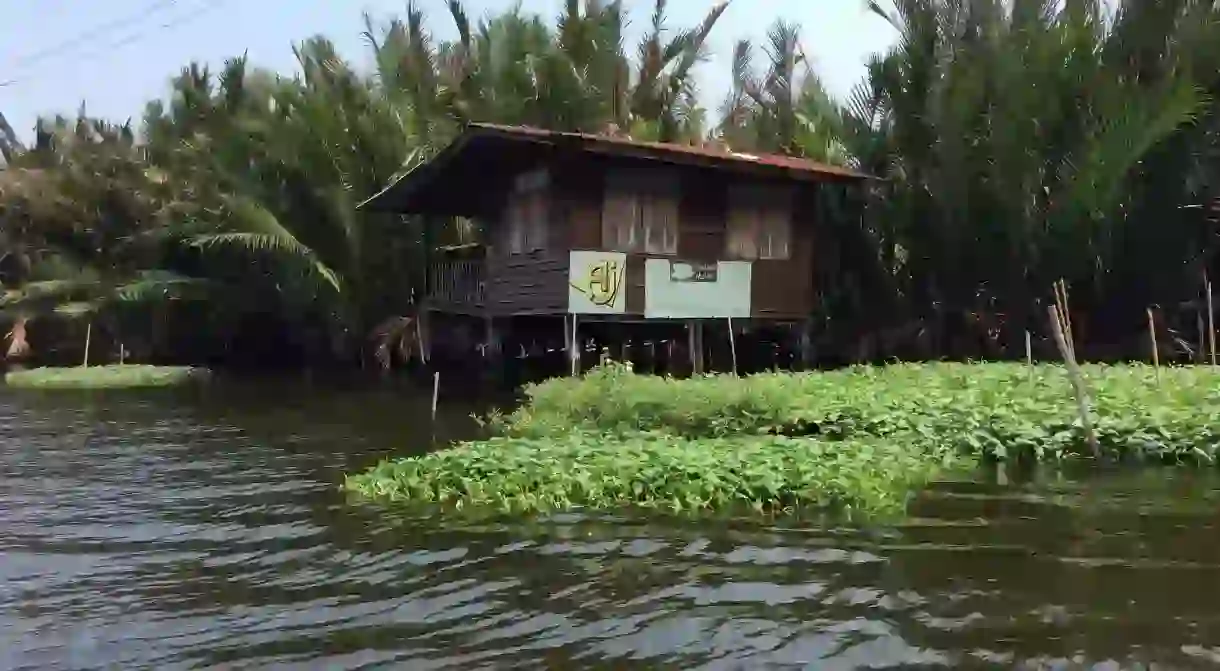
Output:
(0, 0), (898, 140)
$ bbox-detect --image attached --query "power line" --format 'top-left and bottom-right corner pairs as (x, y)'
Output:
(0, 0), (229, 89)
(5, 0), (181, 71)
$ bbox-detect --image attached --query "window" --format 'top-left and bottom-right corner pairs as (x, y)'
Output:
(727, 183), (792, 260)
(507, 170), (549, 254)
(601, 169), (678, 255)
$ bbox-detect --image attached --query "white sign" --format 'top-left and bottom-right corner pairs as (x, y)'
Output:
(644, 259), (752, 318)
(568, 251), (627, 314)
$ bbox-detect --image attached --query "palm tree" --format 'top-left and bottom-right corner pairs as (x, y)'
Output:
(0, 112), (22, 165)
(718, 20), (848, 163)
(140, 47), (432, 363)
(834, 0), (1213, 358)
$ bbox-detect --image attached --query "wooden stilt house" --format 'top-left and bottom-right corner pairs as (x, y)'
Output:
(361, 123), (873, 375)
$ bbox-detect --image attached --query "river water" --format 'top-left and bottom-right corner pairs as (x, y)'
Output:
(2, 380), (1220, 670)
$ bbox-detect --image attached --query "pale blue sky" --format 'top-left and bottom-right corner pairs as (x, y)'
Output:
(0, 1), (897, 139)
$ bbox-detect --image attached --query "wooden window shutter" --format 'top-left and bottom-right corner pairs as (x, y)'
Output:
(508, 197), (525, 254)
(726, 184), (758, 259)
(759, 186), (793, 260)
(642, 191), (677, 254)
(602, 172), (637, 251)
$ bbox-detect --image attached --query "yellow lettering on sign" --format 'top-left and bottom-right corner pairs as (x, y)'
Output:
(571, 259), (624, 308)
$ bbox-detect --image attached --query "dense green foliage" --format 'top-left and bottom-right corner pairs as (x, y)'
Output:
(346, 431), (958, 515)
(501, 362), (1220, 463)
(4, 0), (1220, 366)
(826, 0), (1220, 360)
(348, 361), (1220, 515)
(5, 364), (209, 389)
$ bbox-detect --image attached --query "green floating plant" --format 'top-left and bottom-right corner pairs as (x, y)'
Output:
(345, 430), (962, 516)
(346, 362), (1220, 516)
(5, 364), (211, 390)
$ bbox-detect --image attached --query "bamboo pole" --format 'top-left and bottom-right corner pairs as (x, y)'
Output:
(727, 317), (738, 376)
(1062, 281), (1076, 355)
(1049, 305), (1100, 459)
(1146, 307), (1160, 383)
(82, 322), (92, 368)
(1054, 279), (1076, 360)
(1207, 273), (1216, 367)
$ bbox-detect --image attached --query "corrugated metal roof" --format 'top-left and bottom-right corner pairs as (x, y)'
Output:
(467, 122), (871, 180)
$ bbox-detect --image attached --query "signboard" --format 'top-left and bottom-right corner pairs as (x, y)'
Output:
(644, 259), (752, 318)
(568, 251), (627, 314)
(670, 262), (718, 283)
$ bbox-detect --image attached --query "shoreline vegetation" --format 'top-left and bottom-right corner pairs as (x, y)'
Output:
(4, 364), (211, 390)
(345, 361), (1220, 516)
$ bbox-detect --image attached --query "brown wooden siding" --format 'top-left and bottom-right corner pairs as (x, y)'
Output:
(428, 153), (822, 320)
(749, 185), (817, 320)
(479, 180), (570, 316)
(676, 170), (728, 261)
(552, 159), (603, 251)
(485, 249), (569, 316)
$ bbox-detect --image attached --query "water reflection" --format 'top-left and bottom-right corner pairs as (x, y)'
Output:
(1, 381), (1218, 669)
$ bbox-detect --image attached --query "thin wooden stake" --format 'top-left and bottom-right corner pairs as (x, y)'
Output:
(727, 317), (739, 376)
(1054, 279), (1076, 360)
(415, 313), (428, 366)
(431, 371), (440, 421)
(1146, 307), (1160, 383)
(1049, 305), (1100, 459)
(1024, 330), (1033, 383)
(1198, 310), (1206, 364)
(1207, 273), (1216, 367)
(82, 322), (92, 368)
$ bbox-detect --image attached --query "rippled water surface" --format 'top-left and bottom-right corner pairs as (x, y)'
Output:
(3, 380), (1220, 670)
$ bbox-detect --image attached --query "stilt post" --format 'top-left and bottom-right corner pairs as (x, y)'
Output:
(568, 314), (580, 376)
(727, 317), (738, 376)
(687, 320), (705, 375)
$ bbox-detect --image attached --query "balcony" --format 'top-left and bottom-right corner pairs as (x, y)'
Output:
(427, 258), (486, 309)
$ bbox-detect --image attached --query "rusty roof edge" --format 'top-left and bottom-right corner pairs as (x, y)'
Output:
(465, 122), (876, 181)
(357, 129), (482, 212)
(360, 122), (881, 213)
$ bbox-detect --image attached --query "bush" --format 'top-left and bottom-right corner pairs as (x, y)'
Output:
(5, 364), (211, 390)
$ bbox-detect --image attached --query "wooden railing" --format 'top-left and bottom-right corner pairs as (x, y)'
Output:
(428, 259), (486, 307)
